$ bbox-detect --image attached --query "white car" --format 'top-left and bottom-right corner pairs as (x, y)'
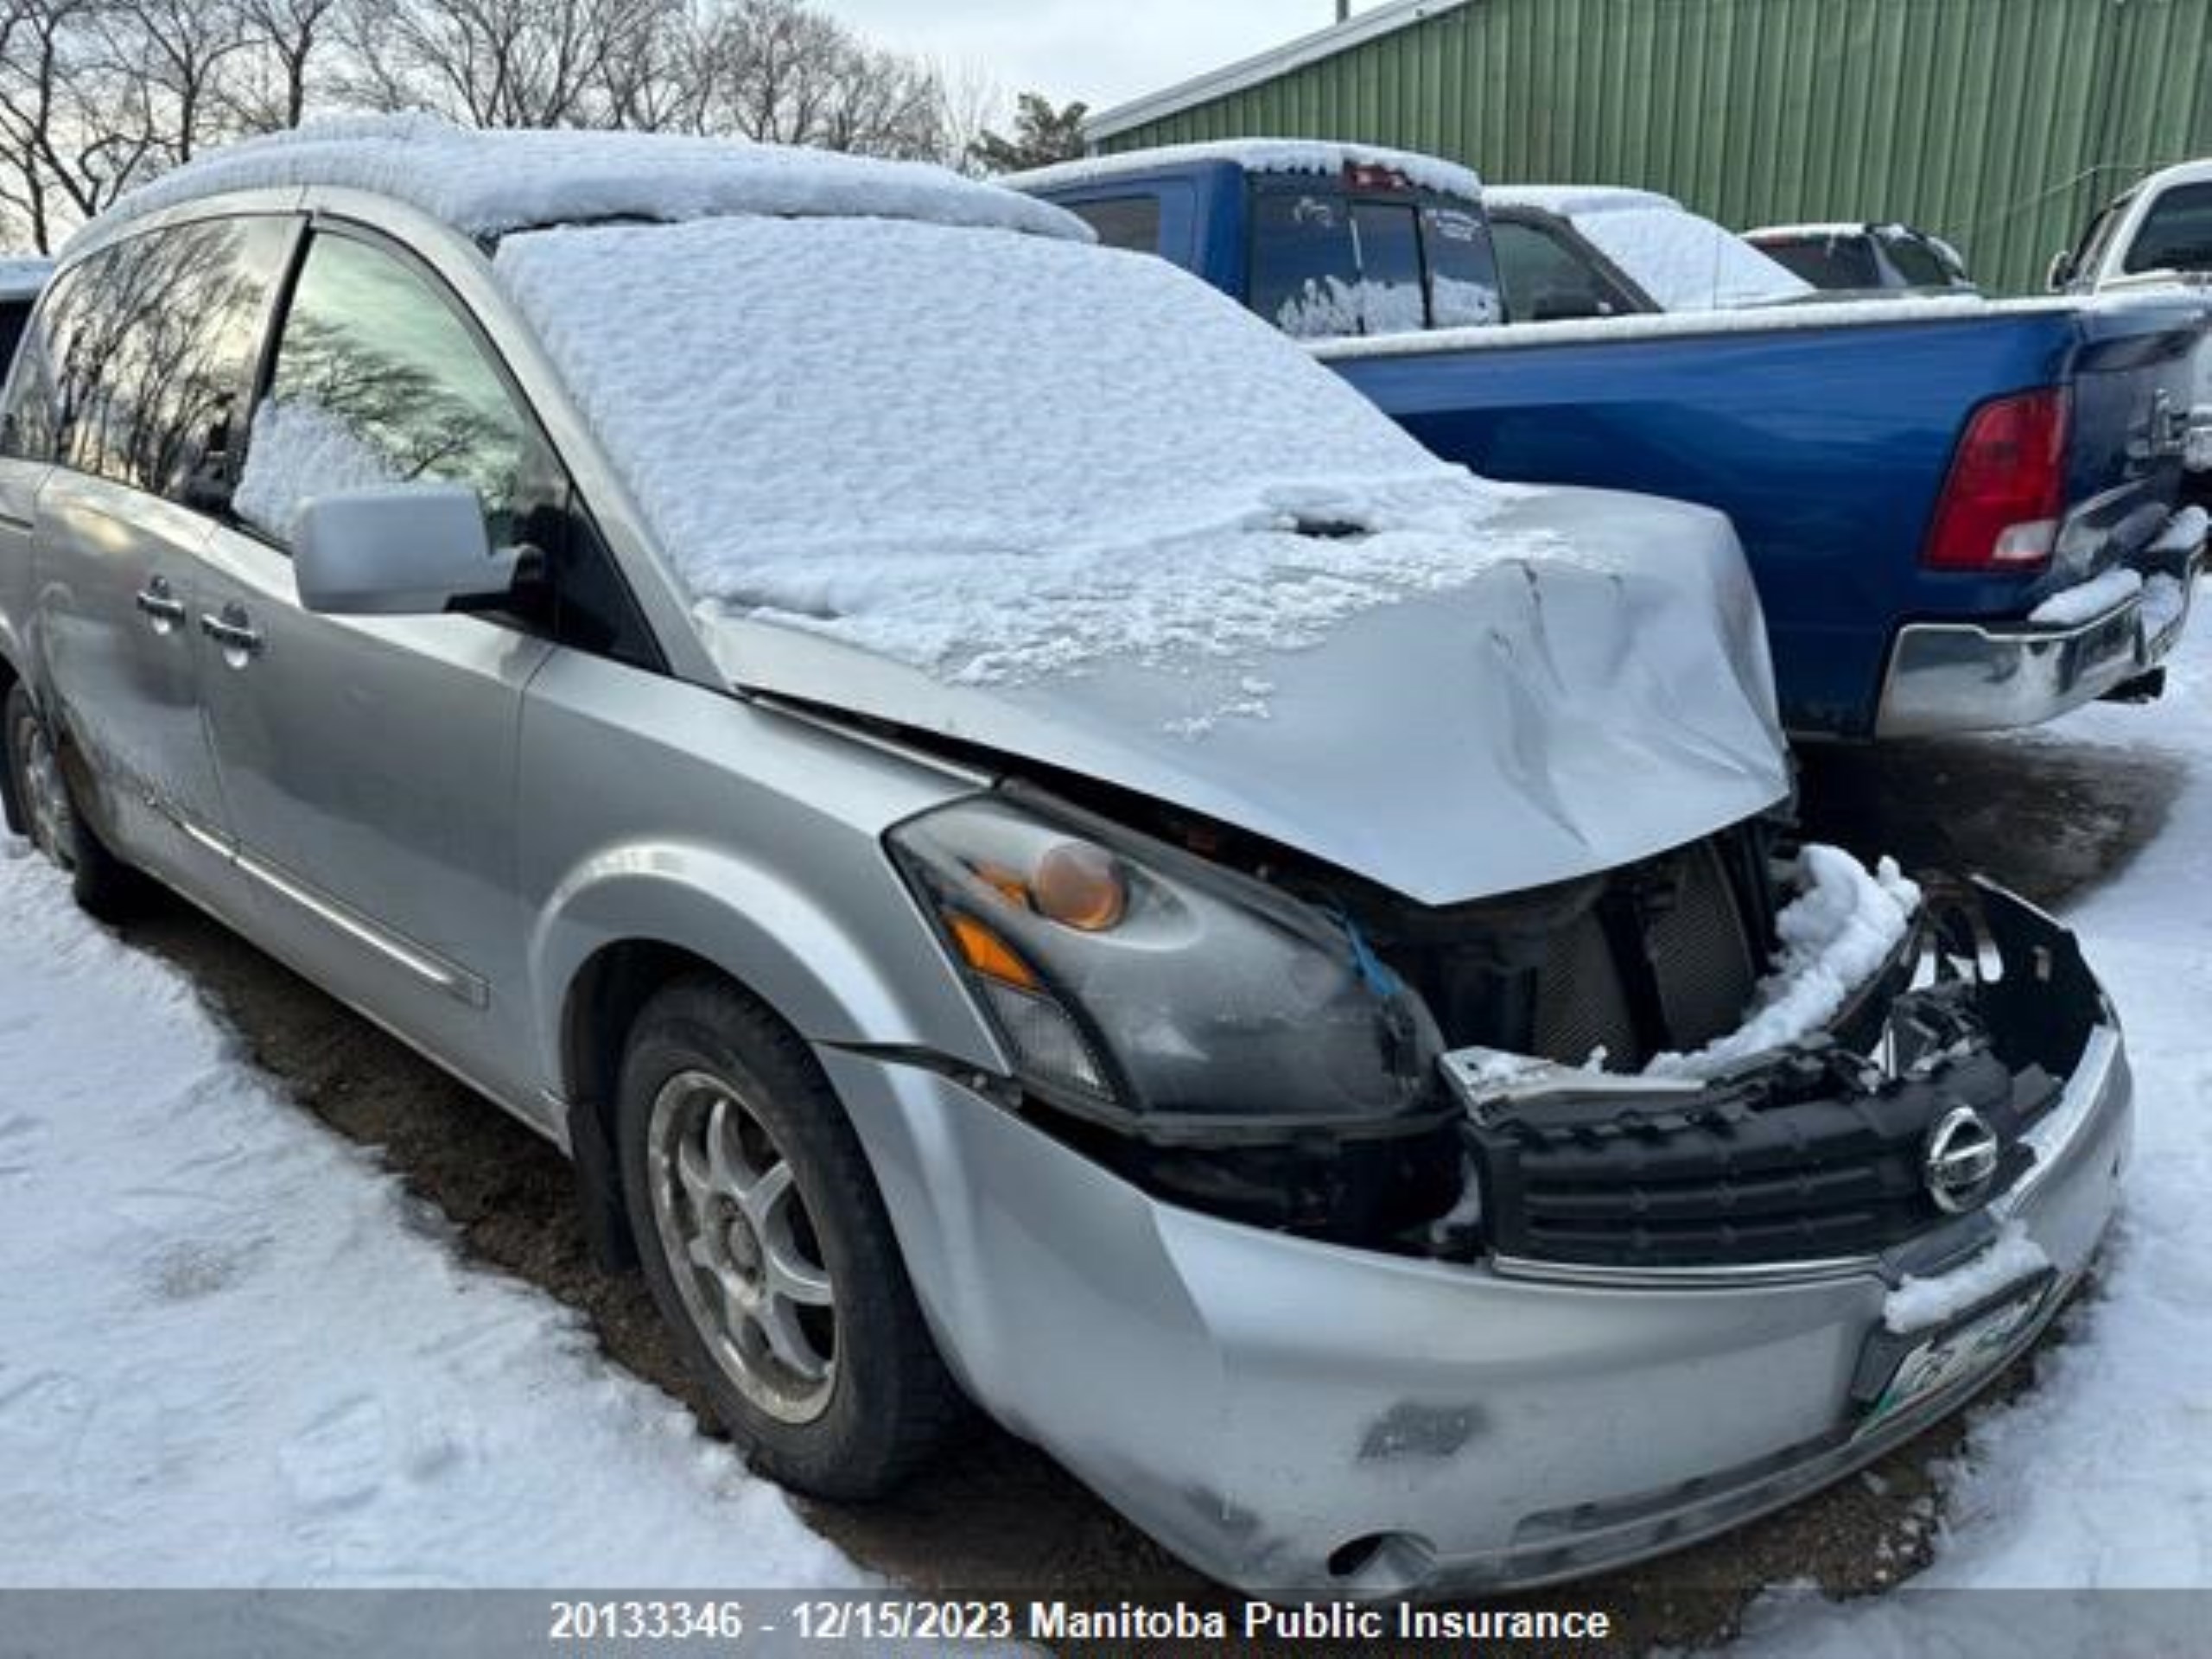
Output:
(2051, 159), (2212, 295)
(2050, 161), (2212, 471)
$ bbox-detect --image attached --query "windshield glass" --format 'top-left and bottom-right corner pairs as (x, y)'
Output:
(1573, 206), (1810, 309)
(1753, 233), (1881, 289)
(495, 215), (1541, 686)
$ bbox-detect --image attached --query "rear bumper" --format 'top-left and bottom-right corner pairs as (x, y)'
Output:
(1875, 555), (2198, 739)
(824, 886), (2131, 1600)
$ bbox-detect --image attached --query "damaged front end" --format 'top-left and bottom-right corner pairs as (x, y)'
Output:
(864, 780), (2126, 1597)
(892, 780), (2108, 1281)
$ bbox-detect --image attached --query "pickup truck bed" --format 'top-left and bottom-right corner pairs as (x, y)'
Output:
(1319, 295), (2209, 736)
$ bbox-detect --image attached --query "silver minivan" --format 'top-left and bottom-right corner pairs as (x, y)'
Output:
(0, 120), (2130, 1599)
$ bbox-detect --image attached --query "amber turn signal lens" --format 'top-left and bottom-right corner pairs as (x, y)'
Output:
(1033, 841), (1127, 932)
(948, 912), (1039, 988)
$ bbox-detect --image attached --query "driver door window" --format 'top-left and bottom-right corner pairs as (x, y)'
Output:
(235, 232), (548, 549)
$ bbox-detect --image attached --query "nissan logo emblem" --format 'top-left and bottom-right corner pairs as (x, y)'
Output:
(1924, 1106), (2002, 1214)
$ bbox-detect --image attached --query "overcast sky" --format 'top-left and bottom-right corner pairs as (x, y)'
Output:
(814, 2), (1363, 118)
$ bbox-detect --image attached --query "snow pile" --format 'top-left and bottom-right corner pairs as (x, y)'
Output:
(2150, 502), (2209, 554)
(1647, 844), (1921, 1079)
(1721, 620), (2212, 1645)
(86, 113), (1084, 247)
(1486, 186), (1810, 311)
(233, 399), (404, 537)
(1883, 1224), (2053, 1335)
(1009, 139), (1483, 204)
(0, 842), (863, 1588)
(2029, 566), (2144, 627)
(496, 213), (1559, 688)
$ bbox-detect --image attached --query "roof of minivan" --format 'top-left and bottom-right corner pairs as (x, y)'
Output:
(79, 114), (1088, 248)
(1010, 139), (1483, 203)
(0, 257), (51, 302)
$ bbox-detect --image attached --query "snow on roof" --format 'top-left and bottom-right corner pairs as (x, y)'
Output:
(1486, 183), (1810, 310)
(493, 213), (1544, 687)
(85, 113), (1087, 247)
(1011, 139), (1482, 203)
(1744, 222), (1877, 241)
(1484, 184), (1677, 218)
(0, 256), (51, 302)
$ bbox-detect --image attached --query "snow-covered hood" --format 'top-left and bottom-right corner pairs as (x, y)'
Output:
(706, 486), (1790, 907)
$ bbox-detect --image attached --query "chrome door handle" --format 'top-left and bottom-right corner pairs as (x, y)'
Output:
(134, 578), (188, 631)
(200, 607), (264, 660)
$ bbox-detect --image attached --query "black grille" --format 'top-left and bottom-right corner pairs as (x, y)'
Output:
(1644, 842), (1758, 1052)
(1531, 910), (1639, 1068)
(1471, 1044), (2058, 1268)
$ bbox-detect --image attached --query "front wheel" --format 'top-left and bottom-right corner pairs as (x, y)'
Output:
(4, 683), (140, 918)
(616, 976), (966, 1498)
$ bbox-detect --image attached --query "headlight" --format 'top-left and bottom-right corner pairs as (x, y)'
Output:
(886, 793), (1441, 1130)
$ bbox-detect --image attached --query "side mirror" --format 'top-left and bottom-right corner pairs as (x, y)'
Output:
(2046, 250), (2076, 291)
(293, 484), (519, 617)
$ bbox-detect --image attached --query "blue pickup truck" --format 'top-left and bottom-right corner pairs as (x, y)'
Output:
(1017, 143), (2209, 739)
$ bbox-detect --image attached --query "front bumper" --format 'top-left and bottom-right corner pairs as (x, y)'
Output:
(823, 892), (2131, 1600)
(1875, 554), (2198, 739)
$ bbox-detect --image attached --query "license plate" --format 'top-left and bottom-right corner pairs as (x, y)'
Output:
(1858, 1277), (2050, 1435)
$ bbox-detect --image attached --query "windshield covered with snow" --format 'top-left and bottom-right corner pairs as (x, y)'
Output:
(1571, 203), (1811, 311)
(496, 215), (1544, 686)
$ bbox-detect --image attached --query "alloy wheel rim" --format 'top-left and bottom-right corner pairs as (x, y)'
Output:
(646, 1068), (838, 1424)
(15, 714), (75, 870)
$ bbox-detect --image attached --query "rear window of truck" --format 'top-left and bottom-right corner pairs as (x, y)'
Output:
(1249, 183), (1502, 339)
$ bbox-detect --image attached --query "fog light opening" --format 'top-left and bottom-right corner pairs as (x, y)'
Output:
(1324, 1529), (1433, 1594)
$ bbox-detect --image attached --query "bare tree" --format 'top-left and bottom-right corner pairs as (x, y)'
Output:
(335, 0), (671, 129)
(228, 0), (347, 131)
(0, 0), (164, 252)
(0, 0), (1006, 253)
(96, 0), (259, 163)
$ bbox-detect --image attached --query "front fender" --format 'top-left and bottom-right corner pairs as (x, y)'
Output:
(524, 838), (1006, 1095)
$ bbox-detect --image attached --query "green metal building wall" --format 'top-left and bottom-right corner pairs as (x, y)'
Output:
(1097, 0), (2212, 294)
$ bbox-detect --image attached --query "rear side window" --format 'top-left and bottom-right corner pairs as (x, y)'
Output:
(2125, 182), (2212, 275)
(0, 300), (30, 381)
(1756, 234), (1881, 289)
(1250, 189), (1363, 337)
(1491, 219), (1639, 321)
(8, 219), (290, 504)
(235, 231), (548, 550)
(1067, 195), (1161, 253)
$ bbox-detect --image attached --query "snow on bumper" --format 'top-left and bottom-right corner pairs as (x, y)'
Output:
(1876, 518), (2203, 738)
(820, 887), (2131, 1600)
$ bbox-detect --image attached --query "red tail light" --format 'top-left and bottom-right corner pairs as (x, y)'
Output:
(1923, 387), (2069, 571)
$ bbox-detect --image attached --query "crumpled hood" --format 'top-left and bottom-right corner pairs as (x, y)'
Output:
(703, 487), (1790, 906)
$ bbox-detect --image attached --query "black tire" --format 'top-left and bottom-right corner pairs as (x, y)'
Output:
(615, 975), (967, 1499)
(4, 683), (142, 920)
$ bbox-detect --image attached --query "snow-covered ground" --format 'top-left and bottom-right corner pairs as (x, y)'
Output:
(0, 842), (865, 1590)
(1730, 620), (2212, 1650)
